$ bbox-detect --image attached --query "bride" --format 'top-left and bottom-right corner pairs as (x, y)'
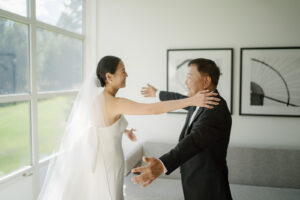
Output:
(38, 56), (220, 200)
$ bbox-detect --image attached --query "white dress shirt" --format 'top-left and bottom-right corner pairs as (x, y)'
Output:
(189, 106), (200, 126)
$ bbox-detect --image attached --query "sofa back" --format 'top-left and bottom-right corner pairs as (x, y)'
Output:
(143, 141), (300, 189)
(227, 146), (300, 189)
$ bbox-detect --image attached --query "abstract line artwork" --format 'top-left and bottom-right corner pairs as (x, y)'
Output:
(240, 47), (300, 117)
(167, 48), (233, 114)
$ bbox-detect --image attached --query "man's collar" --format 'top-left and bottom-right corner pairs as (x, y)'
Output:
(212, 88), (218, 93)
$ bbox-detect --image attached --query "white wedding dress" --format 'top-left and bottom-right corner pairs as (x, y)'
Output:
(38, 73), (129, 200)
(88, 115), (128, 200)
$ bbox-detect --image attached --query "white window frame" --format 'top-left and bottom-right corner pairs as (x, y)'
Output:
(0, 0), (97, 198)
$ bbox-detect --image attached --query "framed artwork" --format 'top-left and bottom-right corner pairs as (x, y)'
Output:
(167, 48), (233, 114)
(240, 47), (300, 117)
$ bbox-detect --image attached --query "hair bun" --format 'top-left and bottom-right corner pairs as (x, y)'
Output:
(95, 77), (102, 87)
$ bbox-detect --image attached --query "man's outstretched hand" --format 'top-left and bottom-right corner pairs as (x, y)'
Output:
(141, 84), (157, 97)
(131, 156), (164, 188)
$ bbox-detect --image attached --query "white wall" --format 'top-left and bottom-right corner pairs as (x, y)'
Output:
(0, 175), (33, 200)
(96, 0), (300, 149)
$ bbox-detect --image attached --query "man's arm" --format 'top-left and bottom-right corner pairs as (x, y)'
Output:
(141, 84), (219, 111)
(141, 84), (189, 110)
(159, 109), (224, 174)
(131, 109), (224, 187)
(159, 91), (190, 111)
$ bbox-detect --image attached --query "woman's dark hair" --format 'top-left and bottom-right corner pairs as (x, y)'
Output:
(188, 58), (221, 86)
(96, 56), (121, 87)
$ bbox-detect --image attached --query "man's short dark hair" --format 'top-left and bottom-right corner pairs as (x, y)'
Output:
(188, 58), (221, 86)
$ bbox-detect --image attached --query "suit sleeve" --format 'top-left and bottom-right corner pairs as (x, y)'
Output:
(159, 109), (225, 175)
(159, 91), (190, 111)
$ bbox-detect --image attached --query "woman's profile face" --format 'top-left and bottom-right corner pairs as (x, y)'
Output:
(110, 61), (128, 88)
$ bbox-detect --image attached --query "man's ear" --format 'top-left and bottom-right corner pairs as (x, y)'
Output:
(205, 76), (212, 88)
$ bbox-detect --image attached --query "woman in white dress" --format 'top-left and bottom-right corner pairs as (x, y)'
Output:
(38, 56), (219, 200)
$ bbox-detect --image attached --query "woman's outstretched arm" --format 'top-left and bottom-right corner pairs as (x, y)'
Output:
(112, 91), (219, 116)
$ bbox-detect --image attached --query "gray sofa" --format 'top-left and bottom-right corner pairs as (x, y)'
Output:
(123, 141), (300, 200)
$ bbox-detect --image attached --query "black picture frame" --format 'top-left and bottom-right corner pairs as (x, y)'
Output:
(167, 48), (234, 114)
(239, 47), (300, 117)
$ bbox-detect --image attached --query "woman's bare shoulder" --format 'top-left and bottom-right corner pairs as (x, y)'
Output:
(101, 92), (119, 111)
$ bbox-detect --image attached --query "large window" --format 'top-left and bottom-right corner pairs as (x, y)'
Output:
(0, 101), (31, 177)
(36, 0), (82, 33)
(36, 28), (83, 91)
(38, 95), (76, 159)
(0, 18), (29, 95)
(0, 0), (28, 17)
(0, 0), (84, 193)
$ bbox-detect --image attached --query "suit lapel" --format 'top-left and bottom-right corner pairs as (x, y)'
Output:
(185, 107), (205, 134)
(190, 107), (204, 125)
(179, 107), (196, 141)
(183, 89), (220, 137)
(179, 89), (220, 139)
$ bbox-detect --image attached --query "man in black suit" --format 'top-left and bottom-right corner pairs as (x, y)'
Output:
(131, 58), (233, 200)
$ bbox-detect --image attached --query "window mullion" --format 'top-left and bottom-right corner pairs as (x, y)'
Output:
(37, 90), (79, 99)
(0, 8), (32, 25)
(82, 0), (87, 78)
(28, 0), (40, 199)
(0, 94), (31, 103)
(36, 21), (84, 40)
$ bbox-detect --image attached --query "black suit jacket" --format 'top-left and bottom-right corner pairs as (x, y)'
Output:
(159, 90), (233, 200)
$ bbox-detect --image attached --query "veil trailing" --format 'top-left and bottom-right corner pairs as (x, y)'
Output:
(38, 71), (108, 199)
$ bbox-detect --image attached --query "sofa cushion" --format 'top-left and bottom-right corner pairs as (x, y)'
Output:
(142, 141), (300, 189)
(124, 174), (300, 200)
(230, 184), (300, 200)
(124, 173), (184, 200)
(227, 147), (300, 188)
